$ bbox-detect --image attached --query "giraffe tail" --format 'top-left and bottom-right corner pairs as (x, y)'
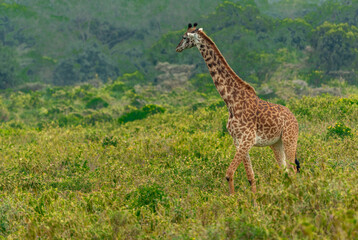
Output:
(295, 155), (300, 173)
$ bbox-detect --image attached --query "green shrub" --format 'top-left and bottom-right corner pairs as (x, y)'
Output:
(327, 122), (353, 138)
(58, 113), (83, 127)
(207, 100), (226, 110)
(106, 81), (126, 93)
(0, 202), (16, 237)
(8, 120), (24, 129)
(129, 183), (168, 213)
(83, 111), (113, 125)
(102, 135), (119, 147)
(0, 107), (9, 122)
(118, 71), (145, 87)
(304, 70), (325, 86)
(85, 97), (109, 110)
(110, 210), (139, 239)
(118, 104), (165, 124)
(189, 73), (216, 94)
(224, 216), (267, 239)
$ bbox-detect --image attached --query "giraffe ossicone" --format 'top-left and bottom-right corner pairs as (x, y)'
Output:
(176, 23), (300, 197)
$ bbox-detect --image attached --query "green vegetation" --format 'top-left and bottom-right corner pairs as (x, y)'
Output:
(1, 0), (358, 239)
(327, 122), (353, 139)
(1, 0), (358, 90)
(0, 79), (357, 238)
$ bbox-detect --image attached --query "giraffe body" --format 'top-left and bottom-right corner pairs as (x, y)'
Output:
(176, 24), (299, 196)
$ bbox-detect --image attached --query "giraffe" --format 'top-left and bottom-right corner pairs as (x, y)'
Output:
(176, 23), (300, 196)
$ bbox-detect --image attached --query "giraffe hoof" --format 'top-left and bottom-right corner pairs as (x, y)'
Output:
(225, 176), (230, 182)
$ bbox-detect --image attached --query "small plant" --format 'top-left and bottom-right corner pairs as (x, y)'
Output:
(58, 113), (83, 127)
(102, 135), (118, 147)
(118, 104), (165, 124)
(106, 81), (126, 93)
(305, 70), (324, 86)
(327, 122), (353, 138)
(85, 97), (109, 110)
(129, 183), (168, 213)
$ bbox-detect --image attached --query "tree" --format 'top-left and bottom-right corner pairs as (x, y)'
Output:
(53, 43), (118, 85)
(0, 43), (19, 89)
(309, 22), (358, 72)
(273, 18), (313, 50)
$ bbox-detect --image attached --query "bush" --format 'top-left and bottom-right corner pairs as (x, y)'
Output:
(225, 216), (267, 239)
(58, 113), (83, 127)
(83, 111), (113, 125)
(102, 135), (119, 147)
(129, 183), (168, 213)
(53, 43), (118, 86)
(118, 71), (145, 88)
(189, 73), (216, 94)
(327, 122), (353, 138)
(85, 97), (109, 110)
(118, 104), (165, 124)
(304, 70), (325, 87)
(106, 81), (126, 93)
(0, 107), (9, 122)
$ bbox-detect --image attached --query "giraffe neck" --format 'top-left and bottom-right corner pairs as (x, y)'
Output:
(195, 31), (256, 107)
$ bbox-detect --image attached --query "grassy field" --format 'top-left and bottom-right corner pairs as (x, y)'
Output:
(0, 94), (357, 239)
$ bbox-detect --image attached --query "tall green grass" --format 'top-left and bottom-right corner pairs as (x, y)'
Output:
(0, 95), (357, 239)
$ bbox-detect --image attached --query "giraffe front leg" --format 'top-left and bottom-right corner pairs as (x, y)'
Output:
(243, 153), (257, 206)
(225, 145), (254, 195)
(225, 150), (242, 195)
(243, 154), (256, 194)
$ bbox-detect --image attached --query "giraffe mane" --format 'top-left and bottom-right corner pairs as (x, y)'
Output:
(197, 30), (256, 94)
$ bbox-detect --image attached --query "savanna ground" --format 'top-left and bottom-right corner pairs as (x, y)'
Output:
(0, 92), (358, 239)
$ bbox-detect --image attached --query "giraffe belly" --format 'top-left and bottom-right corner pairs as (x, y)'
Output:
(254, 134), (280, 147)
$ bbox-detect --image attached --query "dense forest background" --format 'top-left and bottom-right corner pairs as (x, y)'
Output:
(2, 0), (358, 128)
(1, 0), (358, 91)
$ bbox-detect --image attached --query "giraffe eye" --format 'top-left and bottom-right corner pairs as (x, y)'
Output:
(183, 36), (187, 40)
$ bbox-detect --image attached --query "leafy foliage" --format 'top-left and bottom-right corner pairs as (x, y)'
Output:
(118, 104), (166, 124)
(53, 43), (118, 85)
(0, 43), (19, 89)
(309, 22), (358, 73)
(327, 122), (353, 138)
(129, 183), (168, 213)
(0, 90), (357, 238)
(1, 2), (358, 237)
(1, 0), (358, 88)
(85, 97), (109, 110)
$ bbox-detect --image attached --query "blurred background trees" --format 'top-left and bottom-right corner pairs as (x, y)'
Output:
(0, 0), (358, 89)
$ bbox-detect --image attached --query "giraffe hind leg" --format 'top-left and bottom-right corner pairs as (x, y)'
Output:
(269, 140), (286, 169)
(282, 124), (299, 173)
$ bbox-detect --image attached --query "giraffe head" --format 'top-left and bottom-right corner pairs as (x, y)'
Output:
(176, 23), (201, 52)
